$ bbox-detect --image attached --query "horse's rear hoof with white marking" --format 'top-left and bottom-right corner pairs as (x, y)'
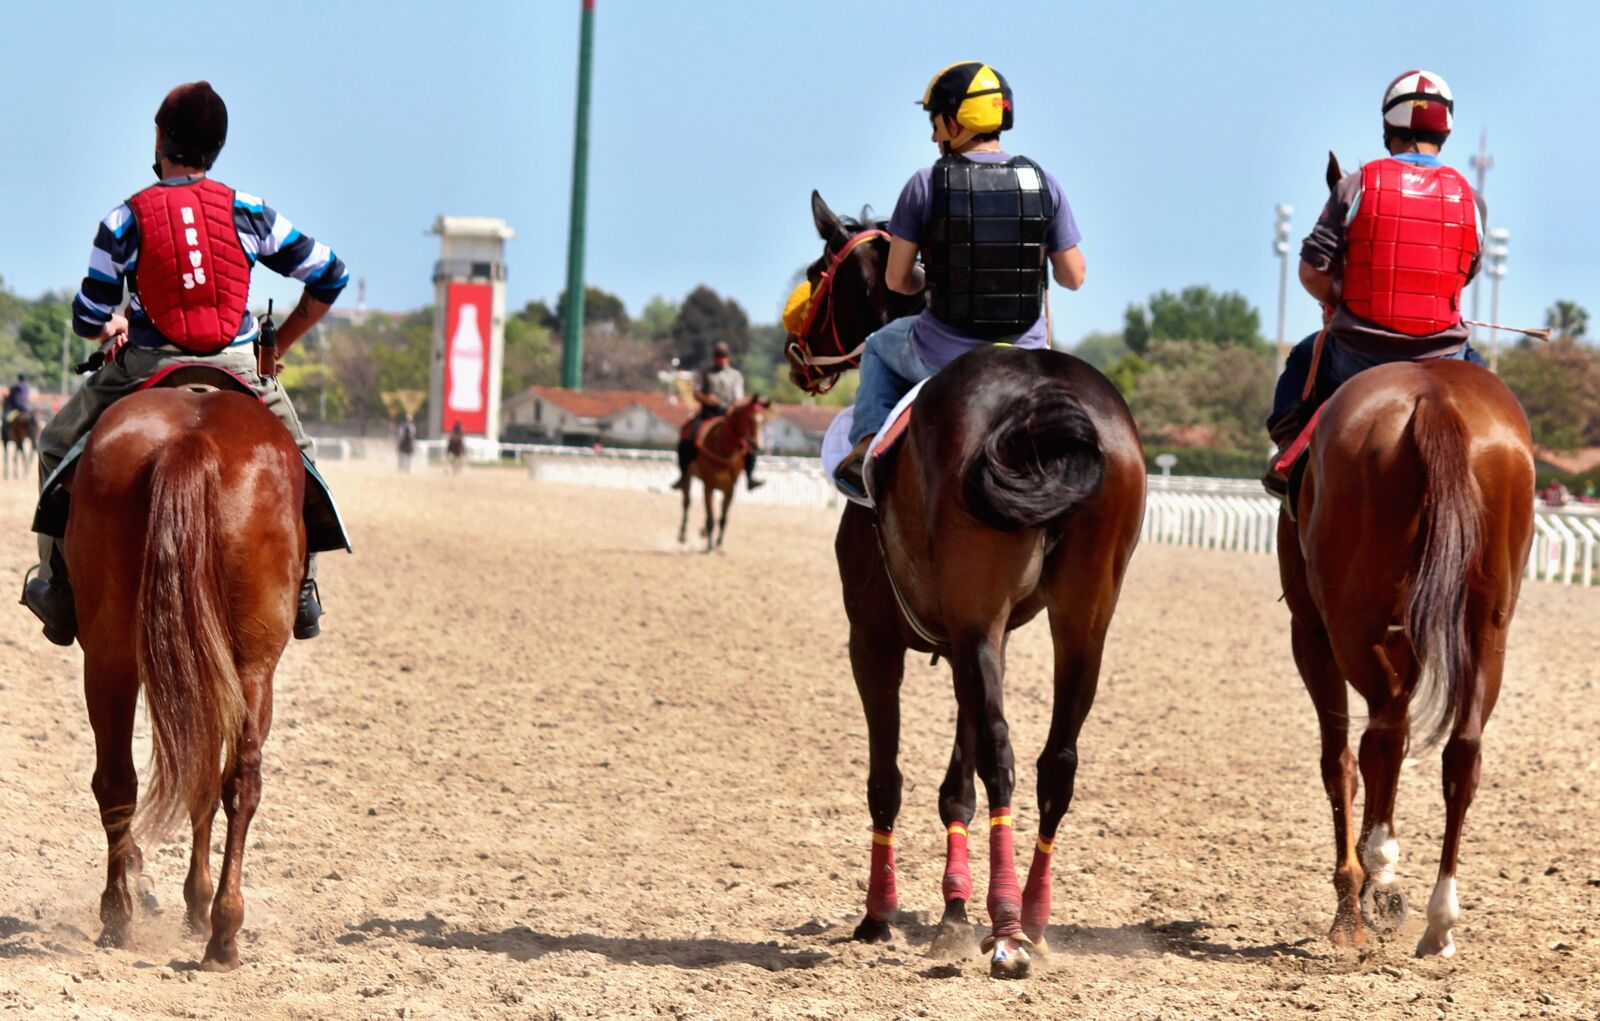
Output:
(981, 933), (1032, 979)
(1361, 882), (1408, 933)
(1416, 928), (1456, 958)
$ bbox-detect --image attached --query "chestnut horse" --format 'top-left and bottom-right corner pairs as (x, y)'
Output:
(1279, 157), (1536, 959)
(676, 396), (769, 552)
(68, 387), (304, 970)
(795, 193), (1146, 977)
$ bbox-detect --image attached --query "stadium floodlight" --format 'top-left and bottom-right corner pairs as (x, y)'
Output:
(1274, 204), (1294, 372)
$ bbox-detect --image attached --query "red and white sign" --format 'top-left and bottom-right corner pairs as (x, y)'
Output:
(442, 281), (492, 435)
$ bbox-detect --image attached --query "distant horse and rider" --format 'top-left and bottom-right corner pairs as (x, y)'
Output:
(445, 420), (467, 474)
(3, 372), (42, 481)
(671, 339), (770, 552)
(396, 413), (417, 473)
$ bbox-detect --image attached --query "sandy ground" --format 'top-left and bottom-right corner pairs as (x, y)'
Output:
(0, 459), (1597, 1020)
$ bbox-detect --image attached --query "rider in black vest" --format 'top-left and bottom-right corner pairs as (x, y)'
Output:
(833, 62), (1086, 498)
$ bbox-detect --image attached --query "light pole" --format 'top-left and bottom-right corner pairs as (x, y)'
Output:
(1468, 130), (1493, 348)
(1484, 227), (1509, 372)
(1273, 204), (1293, 373)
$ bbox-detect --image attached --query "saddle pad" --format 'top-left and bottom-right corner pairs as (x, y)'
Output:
(864, 378), (929, 505)
(820, 408), (870, 508)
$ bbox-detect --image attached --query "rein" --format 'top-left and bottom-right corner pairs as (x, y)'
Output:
(785, 228), (890, 392)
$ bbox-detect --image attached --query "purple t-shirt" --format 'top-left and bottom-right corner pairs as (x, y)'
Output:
(889, 150), (1081, 368)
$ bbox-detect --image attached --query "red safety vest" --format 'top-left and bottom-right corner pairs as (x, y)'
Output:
(127, 178), (252, 354)
(1342, 158), (1479, 337)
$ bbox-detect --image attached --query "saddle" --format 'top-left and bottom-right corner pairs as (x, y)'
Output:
(821, 378), (928, 509)
(33, 364), (351, 553)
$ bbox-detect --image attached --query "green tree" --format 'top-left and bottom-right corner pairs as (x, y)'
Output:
(555, 286), (629, 332)
(671, 285), (750, 369)
(638, 296), (678, 342)
(1545, 300), (1590, 341)
(1071, 330), (1129, 370)
(1125, 339), (1273, 450)
(1499, 336), (1600, 451)
(502, 302), (560, 396)
(1123, 286), (1264, 354)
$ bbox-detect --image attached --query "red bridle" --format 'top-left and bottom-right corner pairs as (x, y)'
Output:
(784, 228), (890, 394)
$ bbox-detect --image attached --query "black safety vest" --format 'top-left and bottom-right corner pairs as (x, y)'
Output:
(923, 154), (1054, 340)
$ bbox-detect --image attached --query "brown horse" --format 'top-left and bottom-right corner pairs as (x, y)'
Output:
(1279, 351), (1534, 956)
(68, 386), (304, 970)
(4, 409), (40, 480)
(796, 193), (1146, 977)
(676, 397), (770, 552)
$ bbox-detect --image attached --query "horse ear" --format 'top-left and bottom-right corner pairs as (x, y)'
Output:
(811, 190), (840, 242)
(1326, 151), (1343, 193)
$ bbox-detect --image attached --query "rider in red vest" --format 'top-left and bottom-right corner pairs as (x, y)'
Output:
(1264, 70), (1488, 497)
(23, 82), (348, 644)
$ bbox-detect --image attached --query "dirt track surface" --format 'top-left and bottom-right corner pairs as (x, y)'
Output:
(0, 461), (1597, 1020)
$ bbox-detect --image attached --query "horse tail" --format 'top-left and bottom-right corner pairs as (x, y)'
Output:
(960, 383), (1105, 532)
(134, 431), (245, 839)
(1404, 396), (1484, 749)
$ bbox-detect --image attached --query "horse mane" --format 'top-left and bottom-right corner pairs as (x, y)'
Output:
(839, 207), (890, 236)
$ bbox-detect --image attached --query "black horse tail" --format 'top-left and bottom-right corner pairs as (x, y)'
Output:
(961, 385), (1105, 532)
(1404, 396), (1484, 749)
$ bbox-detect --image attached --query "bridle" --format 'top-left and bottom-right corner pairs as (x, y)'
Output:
(784, 228), (890, 394)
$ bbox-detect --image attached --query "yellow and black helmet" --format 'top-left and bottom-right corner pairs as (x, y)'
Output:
(919, 62), (1013, 134)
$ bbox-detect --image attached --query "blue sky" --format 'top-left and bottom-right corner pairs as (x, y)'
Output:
(2, 0), (1596, 350)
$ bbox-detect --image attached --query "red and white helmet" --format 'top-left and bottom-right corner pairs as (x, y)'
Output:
(1382, 70), (1453, 135)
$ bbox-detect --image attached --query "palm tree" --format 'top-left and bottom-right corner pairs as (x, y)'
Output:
(1545, 300), (1590, 341)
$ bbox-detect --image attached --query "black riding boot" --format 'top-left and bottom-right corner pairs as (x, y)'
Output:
(21, 546), (75, 647)
(745, 452), (765, 491)
(294, 577), (323, 640)
(1262, 405), (1312, 500)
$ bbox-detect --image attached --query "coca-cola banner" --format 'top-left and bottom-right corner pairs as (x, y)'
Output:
(442, 281), (492, 435)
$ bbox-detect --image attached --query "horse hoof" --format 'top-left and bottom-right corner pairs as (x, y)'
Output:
(982, 935), (1032, 979)
(1328, 916), (1367, 950)
(136, 875), (162, 915)
(852, 915), (892, 943)
(186, 915), (212, 941)
(1415, 929), (1456, 959)
(1361, 883), (1408, 933)
(201, 942), (240, 971)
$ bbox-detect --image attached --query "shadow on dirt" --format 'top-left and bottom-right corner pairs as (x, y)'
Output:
(892, 914), (1317, 963)
(343, 915), (830, 971)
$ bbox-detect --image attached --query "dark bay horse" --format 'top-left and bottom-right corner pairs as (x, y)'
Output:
(4, 409), (40, 480)
(1278, 157), (1536, 959)
(676, 397), (769, 552)
(796, 193), (1146, 977)
(67, 387), (304, 970)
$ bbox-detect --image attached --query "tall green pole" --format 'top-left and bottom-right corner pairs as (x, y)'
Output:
(561, 0), (595, 390)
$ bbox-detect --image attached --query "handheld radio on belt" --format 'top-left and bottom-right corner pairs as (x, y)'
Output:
(257, 299), (279, 378)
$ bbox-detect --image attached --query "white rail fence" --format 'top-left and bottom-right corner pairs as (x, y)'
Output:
(323, 438), (1600, 587)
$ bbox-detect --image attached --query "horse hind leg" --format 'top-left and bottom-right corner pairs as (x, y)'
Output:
(184, 801), (218, 938)
(949, 627), (1030, 978)
(929, 707), (979, 958)
(848, 626), (906, 944)
(202, 702), (266, 971)
(85, 664), (143, 949)
(1355, 640), (1415, 938)
(716, 484), (733, 550)
(1293, 615), (1367, 948)
(1417, 631), (1501, 958)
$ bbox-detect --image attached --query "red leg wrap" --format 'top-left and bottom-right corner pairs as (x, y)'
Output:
(1021, 837), (1054, 942)
(941, 822), (972, 903)
(985, 808), (1022, 936)
(866, 828), (898, 921)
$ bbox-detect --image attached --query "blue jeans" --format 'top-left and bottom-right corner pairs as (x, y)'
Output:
(849, 316), (936, 444)
(1269, 332), (1487, 423)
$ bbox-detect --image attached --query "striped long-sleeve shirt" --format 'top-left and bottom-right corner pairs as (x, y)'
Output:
(71, 175), (349, 349)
